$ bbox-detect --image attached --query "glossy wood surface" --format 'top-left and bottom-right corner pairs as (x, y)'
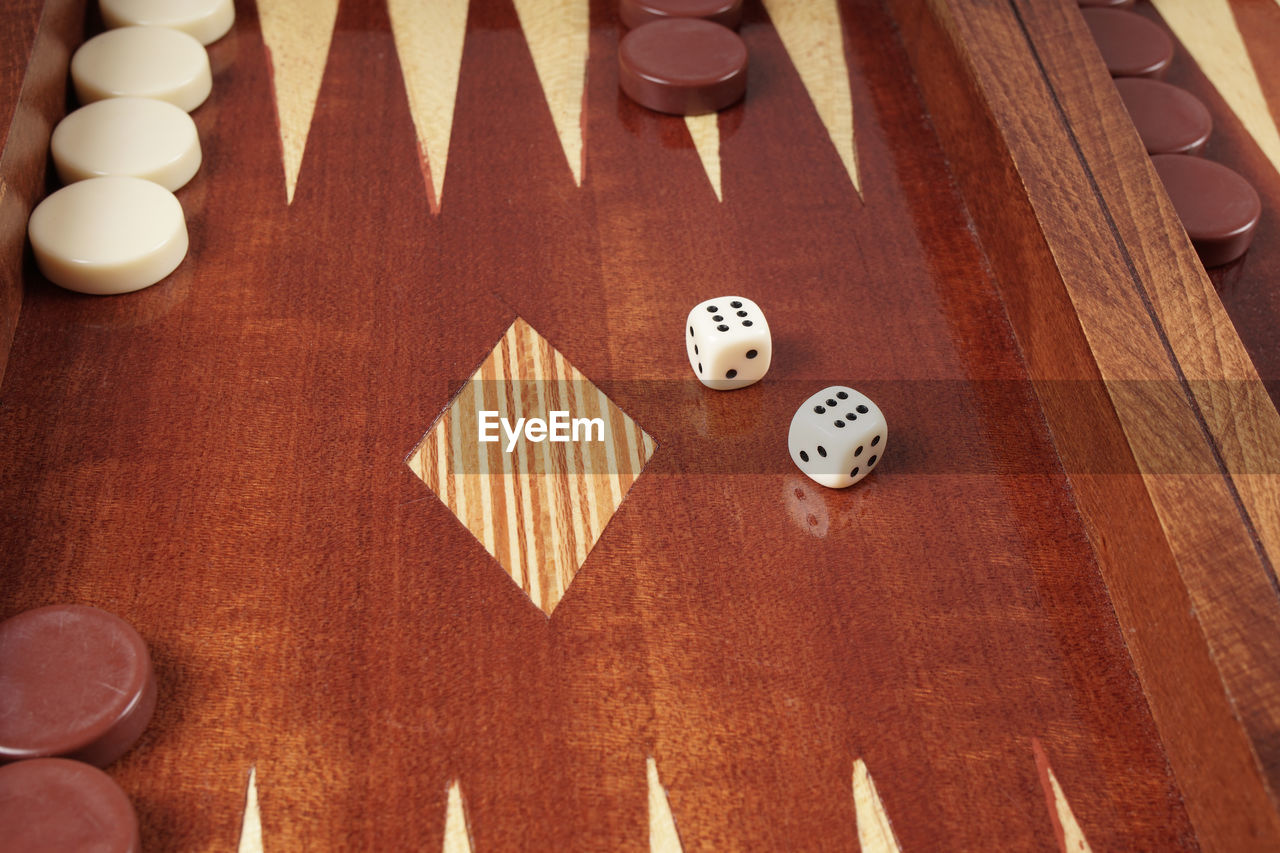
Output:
(1, 0), (1277, 850)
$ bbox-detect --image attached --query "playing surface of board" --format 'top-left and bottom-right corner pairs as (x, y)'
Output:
(3, 0), (1280, 850)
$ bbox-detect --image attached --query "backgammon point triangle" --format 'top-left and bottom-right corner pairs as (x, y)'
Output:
(388, 0), (468, 214)
(1033, 740), (1092, 853)
(1150, 0), (1280, 179)
(762, 0), (861, 195)
(685, 114), (722, 202)
(442, 780), (473, 853)
(258, 0), (340, 205)
(852, 759), (901, 852)
(237, 765), (263, 853)
(648, 757), (684, 852)
(512, 0), (588, 186)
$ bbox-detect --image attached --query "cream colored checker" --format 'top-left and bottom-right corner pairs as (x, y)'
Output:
(101, 0), (235, 45)
(28, 176), (188, 295)
(52, 98), (201, 191)
(71, 26), (212, 112)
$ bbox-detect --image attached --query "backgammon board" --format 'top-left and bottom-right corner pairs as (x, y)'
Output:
(2, 0), (1280, 849)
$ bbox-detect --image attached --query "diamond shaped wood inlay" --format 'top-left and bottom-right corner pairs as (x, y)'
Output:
(407, 319), (655, 616)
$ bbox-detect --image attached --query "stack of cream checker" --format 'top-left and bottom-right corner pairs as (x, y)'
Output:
(27, 0), (234, 295)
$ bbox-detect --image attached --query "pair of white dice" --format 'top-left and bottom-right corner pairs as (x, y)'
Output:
(686, 296), (887, 489)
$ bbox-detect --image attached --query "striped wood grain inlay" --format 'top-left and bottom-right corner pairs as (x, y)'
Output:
(406, 319), (655, 616)
(237, 766), (263, 853)
(388, 0), (469, 213)
(512, 0), (589, 185)
(1032, 740), (1092, 853)
(1150, 0), (1280, 178)
(443, 780), (473, 853)
(647, 757), (684, 852)
(852, 759), (900, 853)
(761, 0), (861, 194)
(684, 114), (722, 201)
(257, 0), (340, 204)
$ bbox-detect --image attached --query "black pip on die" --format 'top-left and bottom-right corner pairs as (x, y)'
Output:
(686, 296), (771, 390)
(789, 386), (887, 488)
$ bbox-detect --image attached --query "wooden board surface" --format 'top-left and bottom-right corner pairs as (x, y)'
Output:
(2, 0), (1278, 849)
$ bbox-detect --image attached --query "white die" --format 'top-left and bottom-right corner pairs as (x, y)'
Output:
(685, 296), (771, 390)
(788, 386), (887, 488)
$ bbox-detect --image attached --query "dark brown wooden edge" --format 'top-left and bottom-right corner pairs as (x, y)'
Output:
(0, 0), (80, 385)
(889, 0), (1280, 848)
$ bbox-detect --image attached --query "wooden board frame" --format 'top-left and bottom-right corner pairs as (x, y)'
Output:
(1, 0), (1279, 848)
(891, 0), (1280, 848)
(0, 0), (81, 382)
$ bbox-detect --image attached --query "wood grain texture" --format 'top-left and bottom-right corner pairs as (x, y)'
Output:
(1150, 0), (1280, 178)
(512, 0), (588, 185)
(0, 0), (82, 383)
(851, 759), (900, 853)
(0, 0), (45, 158)
(0, 0), (1260, 848)
(894, 0), (1280, 847)
(406, 317), (655, 617)
(258, 0), (339, 204)
(388, 0), (469, 213)
(646, 757), (683, 853)
(760, 0), (860, 194)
